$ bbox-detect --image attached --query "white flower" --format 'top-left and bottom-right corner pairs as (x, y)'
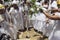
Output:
(35, 2), (41, 6)
(37, 7), (40, 11)
(39, 6), (47, 11)
(30, 8), (35, 12)
(42, 7), (47, 11)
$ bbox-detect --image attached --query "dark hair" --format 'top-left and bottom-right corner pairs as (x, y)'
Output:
(44, 0), (49, 4)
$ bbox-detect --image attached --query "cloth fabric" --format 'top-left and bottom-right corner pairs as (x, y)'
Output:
(0, 13), (17, 39)
(9, 7), (24, 30)
(48, 12), (60, 40)
(45, 19), (55, 37)
(45, 1), (58, 37)
(0, 21), (17, 39)
(32, 12), (46, 33)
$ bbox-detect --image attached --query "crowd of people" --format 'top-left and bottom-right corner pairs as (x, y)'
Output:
(0, 0), (60, 40)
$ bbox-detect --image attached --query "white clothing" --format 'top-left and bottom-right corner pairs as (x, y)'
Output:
(32, 12), (46, 33)
(45, 1), (58, 37)
(9, 7), (24, 30)
(9, 7), (24, 39)
(9, 7), (18, 30)
(49, 12), (60, 40)
(45, 19), (55, 36)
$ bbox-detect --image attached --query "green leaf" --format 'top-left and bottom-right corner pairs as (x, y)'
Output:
(31, 0), (36, 3)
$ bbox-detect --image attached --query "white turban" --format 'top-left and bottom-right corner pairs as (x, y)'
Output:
(51, 1), (58, 9)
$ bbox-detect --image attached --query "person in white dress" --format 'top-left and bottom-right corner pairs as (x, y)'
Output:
(39, 0), (49, 35)
(42, 0), (60, 40)
(9, 0), (24, 31)
(0, 4), (15, 40)
(44, 0), (58, 37)
(8, 0), (24, 39)
(31, 1), (47, 35)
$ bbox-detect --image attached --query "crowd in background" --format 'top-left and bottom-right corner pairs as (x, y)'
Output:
(0, 0), (60, 40)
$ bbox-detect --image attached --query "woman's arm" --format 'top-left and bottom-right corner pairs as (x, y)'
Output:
(43, 11), (60, 20)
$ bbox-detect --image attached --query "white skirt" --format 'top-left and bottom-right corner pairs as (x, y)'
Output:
(49, 30), (60, 40)
(33, 20), (46, 33)
(48, 21), (60, 40)
(45, 20), (55, 36)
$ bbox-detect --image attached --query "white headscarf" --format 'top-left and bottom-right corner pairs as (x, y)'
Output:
(51, 1), (58, 9)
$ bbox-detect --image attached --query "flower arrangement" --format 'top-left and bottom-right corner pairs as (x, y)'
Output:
(29, 0), (44, 16)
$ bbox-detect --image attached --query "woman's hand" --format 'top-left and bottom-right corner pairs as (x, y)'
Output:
(43, 10), (60, 20)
